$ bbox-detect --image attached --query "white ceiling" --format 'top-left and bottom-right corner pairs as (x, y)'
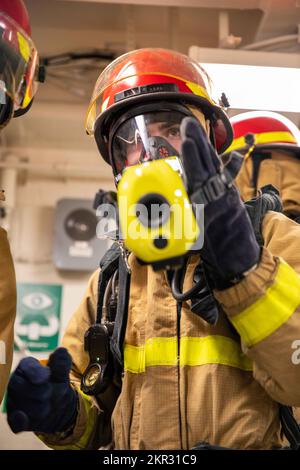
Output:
(27, 0), (300, 51)
(22, 0), (300, 102)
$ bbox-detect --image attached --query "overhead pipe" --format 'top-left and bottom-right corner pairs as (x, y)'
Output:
(242, 34), (298, 51)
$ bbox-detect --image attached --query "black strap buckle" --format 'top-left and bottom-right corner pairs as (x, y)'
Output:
(192, 170), (232, 205)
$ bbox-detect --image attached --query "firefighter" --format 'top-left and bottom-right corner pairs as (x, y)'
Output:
(226, 110), (300, 220)
(223, 110), (300, 430)
(6, 49), (300, 449)
(0, 0), (41, 403)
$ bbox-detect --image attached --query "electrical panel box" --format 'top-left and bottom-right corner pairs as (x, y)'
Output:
(53, 198), (109, 271)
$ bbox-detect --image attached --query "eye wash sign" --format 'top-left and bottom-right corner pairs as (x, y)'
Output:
(16, 284), (62, 352)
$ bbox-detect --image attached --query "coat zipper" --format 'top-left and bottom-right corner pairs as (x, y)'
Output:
(176, 299), (183, 449)
(176, 260), (188, 450)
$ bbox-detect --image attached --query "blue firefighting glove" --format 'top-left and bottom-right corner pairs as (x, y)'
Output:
(180, 117), (260, 289)
(7, 347), (78, 434)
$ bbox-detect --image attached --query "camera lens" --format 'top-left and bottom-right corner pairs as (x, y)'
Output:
(136, 193), (170, 228)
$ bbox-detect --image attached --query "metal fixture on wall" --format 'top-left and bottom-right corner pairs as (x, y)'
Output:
(53, 198), (110, 271)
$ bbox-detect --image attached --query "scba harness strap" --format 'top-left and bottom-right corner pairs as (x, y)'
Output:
(81, 243), (130, 395)
(244, 183), (283, 245)
(85, 185), (300, 449)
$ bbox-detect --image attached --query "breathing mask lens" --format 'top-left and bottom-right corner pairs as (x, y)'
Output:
(111, 110), (189, 177)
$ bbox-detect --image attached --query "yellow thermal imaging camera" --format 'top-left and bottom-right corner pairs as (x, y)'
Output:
(117, 157), (200, 270)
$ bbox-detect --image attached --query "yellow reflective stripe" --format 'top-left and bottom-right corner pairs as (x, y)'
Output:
(86, 73), (215, 135)
(184, 80), (214, 105)
(230, 261), (300, 347)
(17, 32), (31, 62)
(180, 335), (252, 370)
(22, 85), (31, 108)
(124, 344), (145, 373)
(226, 131), (296, 153)
(146, 337), (178, 366)
(38, 389), (96, 450)
(124, 335), (252, 373)
(124, 337), (178, 373)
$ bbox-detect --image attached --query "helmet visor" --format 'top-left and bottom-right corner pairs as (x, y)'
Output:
(0, 12), (39, 112)
(111, 110), (190, 177)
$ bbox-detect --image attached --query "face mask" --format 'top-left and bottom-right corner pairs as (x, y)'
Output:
(110, 109), (192, 181)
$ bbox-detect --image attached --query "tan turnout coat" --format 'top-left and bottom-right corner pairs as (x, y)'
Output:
(39, 210), (300, 450)
(0, 227), (16, 404)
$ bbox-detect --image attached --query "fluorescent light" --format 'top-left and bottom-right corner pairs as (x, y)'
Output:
(189, 46), (300, 112)
(201, 63), (300, 112)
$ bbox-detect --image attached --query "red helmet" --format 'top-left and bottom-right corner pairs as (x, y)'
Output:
(0, 0), (31, 35)
(86, 48), (233, 164)
(0, 0), (40, 128)
(226, 111), (300, 158)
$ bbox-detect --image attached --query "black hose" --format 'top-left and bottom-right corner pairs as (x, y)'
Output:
(171, 268), (204, 302)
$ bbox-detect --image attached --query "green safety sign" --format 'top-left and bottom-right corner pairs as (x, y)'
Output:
(15, 283), (62, 352)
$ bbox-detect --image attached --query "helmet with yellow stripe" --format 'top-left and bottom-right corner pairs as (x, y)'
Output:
(0, 0), (42, 129)
(85, 48), (233, 166)
(226, 111), (300, 158)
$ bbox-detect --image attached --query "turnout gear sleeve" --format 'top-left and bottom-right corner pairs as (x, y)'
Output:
(0, 227), (16, 404)
(235, 150), (300, 217)
(214, 211), (300, 406)
(37, 269), (120, 450)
